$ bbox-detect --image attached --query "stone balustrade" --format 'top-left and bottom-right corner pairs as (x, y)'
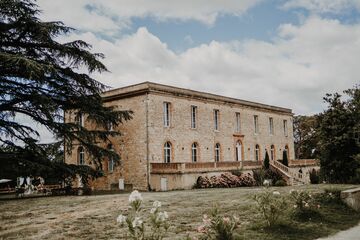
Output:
(150, 161), (262, 174)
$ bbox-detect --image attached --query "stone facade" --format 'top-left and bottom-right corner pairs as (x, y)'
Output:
(64, 82), (300, 191)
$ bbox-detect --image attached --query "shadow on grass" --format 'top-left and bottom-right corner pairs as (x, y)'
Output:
(246, 222), (323, 240)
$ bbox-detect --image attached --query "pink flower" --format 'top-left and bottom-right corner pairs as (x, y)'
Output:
(197, 225), (207, 233)
(223, 217), (230, 224)
(202, 214), (211, 225)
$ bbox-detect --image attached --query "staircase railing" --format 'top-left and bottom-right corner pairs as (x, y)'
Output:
(271, 160), (307, 185)
(270, 160), (293, 185)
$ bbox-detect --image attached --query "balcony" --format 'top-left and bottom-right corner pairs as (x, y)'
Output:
(150, 161), (262, 174)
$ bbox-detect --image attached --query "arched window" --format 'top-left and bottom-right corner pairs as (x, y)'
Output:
(78, 146), (85, 165)
(270, 145), (275, 161)
(236, 141), (242, 161)
(108, 144), (115, 172)
(215, 143), (220, 162)
(164, 142), (172, 163)
(285, 145), (290, 159)
(255, 144), (260, 161)
(192, 142), (198, 162)
(75, 112), (84, 127)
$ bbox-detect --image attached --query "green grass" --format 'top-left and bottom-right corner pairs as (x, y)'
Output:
(0, 184), (359, 239)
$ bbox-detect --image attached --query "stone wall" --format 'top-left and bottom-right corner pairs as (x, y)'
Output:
(64, 94), (149, 191)
(146, 92), (294, 164)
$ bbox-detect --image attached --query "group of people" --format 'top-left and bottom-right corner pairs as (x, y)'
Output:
(17, 176), (45, 196)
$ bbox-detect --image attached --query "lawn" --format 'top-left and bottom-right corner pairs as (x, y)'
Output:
(0, 184), (359, 240)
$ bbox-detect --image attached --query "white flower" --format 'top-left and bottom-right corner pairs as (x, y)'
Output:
(305, 202), (309, 208)
(203, 214), (211, 225)
(132, 217), (143, 228)
(157, 211), (169, 222)
(153, 200), (162, 208)
(129, 190), (143, 203)
(116, 214), (127, 224)
(150, 207), (157, 214)
(293, 204), (298, 209)
(263, 180), (270, 186)
(290, 189), (295, 194)
(273, 191), (280, 196)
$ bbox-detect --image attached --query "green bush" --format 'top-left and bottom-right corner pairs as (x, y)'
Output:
(252, 169), (266, 186)
(282, 151), (288, 166)
(265, 168), (284, 183)
(309, 169), (320, 184)
(197, 208), (239, 240)
(252, 168), (286, 186)
(290, 189), (321, 221)
(253, 189), (288, 227)
(274, 180), (287, 186)
(264, 151), (270, 170)
(316, 188), (342, 204)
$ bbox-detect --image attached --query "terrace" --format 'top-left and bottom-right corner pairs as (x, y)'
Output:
(151, 161), (262, 174)
(150, 159), (319, 175)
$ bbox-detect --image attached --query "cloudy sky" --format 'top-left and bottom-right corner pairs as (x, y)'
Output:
(32, 0), (360, 142)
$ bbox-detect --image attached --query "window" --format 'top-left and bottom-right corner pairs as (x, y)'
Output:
(164, 142), (172, 163)
(270, 145), (275, 161)
(235, 112), (241, 132)
(108, 144), (115, 172)
(163, 102), (170, 127)
(215, 143), (220, 162)
(255, 144), (260, 161)
(191, 142), (198, 162)
(214, 110), (219, 130)
(254, 115), (259, 134)
(269, 117), (274, 135)
(107, 122), (113, 131)
(78, 146), (85, 165)
(75, 112), (84, 127)
(236, 141), (242, 161)
(283, 120), (288, 136)
(191, 105), (197, 129)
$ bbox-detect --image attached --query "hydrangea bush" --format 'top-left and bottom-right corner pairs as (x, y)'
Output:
(117, 190), (169, 240)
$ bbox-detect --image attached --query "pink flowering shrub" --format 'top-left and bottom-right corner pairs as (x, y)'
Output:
(197, 208), (240, 240)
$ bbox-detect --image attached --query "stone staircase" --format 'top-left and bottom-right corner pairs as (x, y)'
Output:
(270, 160), (307, 186)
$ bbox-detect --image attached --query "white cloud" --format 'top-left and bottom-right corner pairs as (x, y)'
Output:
(62, 17), (360, 116)
(282, 0), (360, 14)
(37, 0), (261, 34)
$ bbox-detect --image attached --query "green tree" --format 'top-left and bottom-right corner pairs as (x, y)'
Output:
(0, 0), (132, 179)
(282, 150), (288, 166)
(293, 115), (319, 159)
(263, 150), (270, 170)
(317, 87), (360, 183)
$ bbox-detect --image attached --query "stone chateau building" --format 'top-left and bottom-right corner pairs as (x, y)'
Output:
(65, 82), (318, 191)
